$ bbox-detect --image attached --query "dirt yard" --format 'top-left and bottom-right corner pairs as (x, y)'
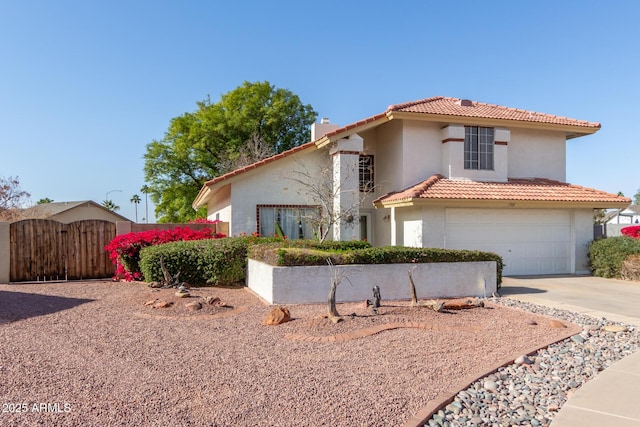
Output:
(0, 281), (578, 427)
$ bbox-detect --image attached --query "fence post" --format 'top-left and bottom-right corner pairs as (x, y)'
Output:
(0, 222), (9, 284)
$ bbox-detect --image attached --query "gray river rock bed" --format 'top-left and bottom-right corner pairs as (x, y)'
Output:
(423, 297), (640, 427)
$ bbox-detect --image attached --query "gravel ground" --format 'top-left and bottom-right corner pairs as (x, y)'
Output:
(422, 298), (640, 427)
(1, 281), (579, 427)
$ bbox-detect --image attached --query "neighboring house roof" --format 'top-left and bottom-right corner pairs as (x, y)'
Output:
(193, 96), (602, 209)
(603, 204), (640, 223)
(626, 204), (640, 214)
(373, 175), (631, 208)
(0, 200), (130, 222)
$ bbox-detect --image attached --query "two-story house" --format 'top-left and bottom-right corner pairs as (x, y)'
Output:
(192, 96), (630, 276)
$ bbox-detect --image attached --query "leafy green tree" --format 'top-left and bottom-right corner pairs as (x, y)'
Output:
(634, 187), (640, 205)
(144, 81), (317, 223)
(36, 197), (53, 204)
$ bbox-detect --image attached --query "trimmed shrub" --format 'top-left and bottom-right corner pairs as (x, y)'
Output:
(248, 239), (371, 266)
(139, 237), (249, 286)
(250, 243), (504, 285)
(589, 236), (640, 278)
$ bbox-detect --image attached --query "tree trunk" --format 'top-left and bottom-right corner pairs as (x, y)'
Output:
(160, 256), (172, 286)
(408, 268), (418, 305)
(327, 277), (341, 321)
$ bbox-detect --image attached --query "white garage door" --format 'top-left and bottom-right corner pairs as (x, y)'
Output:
(445, 209), (571, 276)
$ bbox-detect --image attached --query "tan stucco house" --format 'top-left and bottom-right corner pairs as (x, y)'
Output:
(1, 200), (130, 224)
(193, 96), (630, 276)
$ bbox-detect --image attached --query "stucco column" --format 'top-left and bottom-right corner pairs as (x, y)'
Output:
(330, 134), (363, 241)
(390, 207), (397, 246)
(0, 222), (10, 284)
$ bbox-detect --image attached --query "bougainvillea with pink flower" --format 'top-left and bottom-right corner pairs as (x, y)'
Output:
(621, 225), (640, 239)
(105, 224), (226, 281)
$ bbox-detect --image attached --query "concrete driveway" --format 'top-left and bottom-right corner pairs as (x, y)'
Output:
(500, 275), (640, 426)
(500, 275), (640, 327)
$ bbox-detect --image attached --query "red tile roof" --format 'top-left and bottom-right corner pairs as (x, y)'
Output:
(321, 112), (388, 139)
(201, 140), (316, 187)
(387, 97), (600, 129)
(374, 175), (630, 206)
(197, 96), (600, 199)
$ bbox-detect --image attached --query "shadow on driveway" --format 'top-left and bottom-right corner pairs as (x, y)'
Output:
(0, 290), (94, 323)
(500, 285), (547, 295)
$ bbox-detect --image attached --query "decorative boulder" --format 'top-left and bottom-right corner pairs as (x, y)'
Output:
(175, 289), (190, 298)
(262, 306), (291, 326)
(549, 319), (566, 328)
(443, 298), (484, 310)
(153, 300), (173, 309)
(185, 301), (202, 311)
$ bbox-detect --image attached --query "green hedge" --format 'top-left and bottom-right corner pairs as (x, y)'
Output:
(139, 237), (250, 286)
(589, 236), (640, 278)
(248, 240), (371, 265)
(140, 237), (504, 287)
(250, 243), (504, 285)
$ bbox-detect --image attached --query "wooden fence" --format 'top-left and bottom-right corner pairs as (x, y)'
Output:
(9, 219), (116, 282)
(4, 219), (231, 283)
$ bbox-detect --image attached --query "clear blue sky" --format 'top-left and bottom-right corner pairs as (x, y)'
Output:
(1, 0), (638, 222)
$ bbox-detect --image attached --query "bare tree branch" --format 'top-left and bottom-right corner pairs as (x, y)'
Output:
(287, 156), (375, 242)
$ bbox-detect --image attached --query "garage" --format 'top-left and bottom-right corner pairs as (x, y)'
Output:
(445, 208), (571, 276)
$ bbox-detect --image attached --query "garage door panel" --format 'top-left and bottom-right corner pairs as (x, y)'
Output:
(446, 209), (571, 276)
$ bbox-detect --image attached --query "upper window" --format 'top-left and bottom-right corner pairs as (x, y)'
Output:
(359, 155), (374, 192)
(464, 127), (494, 170)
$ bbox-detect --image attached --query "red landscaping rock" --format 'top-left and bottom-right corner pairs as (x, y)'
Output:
(185, 301), (202, 311)
(262, 306), (291, 326)
(153, 300), (173, 309)
(549, 319), (566, 328)
(442, 298), (484, 310)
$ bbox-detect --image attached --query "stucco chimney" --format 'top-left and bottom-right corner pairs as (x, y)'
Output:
(311, 118), (340, 141)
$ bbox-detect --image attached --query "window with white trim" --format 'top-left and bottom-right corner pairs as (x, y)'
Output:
(464, 126), (494, 170)
(258, 206), (317, 239)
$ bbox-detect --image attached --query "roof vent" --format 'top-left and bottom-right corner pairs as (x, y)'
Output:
(459, 99), (473, 107)
(320, 117), (331, 124)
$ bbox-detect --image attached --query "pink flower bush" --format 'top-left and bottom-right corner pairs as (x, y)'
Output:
(105, 224), (226, 281)
(621, 225), (640, 239)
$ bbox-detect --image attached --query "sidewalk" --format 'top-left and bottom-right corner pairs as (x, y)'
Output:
(501, 276), (640, 426)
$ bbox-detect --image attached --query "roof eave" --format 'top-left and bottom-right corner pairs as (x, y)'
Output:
(192, 186), (211, 210)
(375, 198), (630, 209)
(315, 114), (391, 148)
(387, 111), (600, 138)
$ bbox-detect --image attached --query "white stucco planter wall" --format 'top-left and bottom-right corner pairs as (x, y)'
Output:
(248, 259), (497, 305)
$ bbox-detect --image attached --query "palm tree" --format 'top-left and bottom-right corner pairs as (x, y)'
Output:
(140, 185), (150, 223)
(102, 200), (120, 212)
(130, 194), (141, 222)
